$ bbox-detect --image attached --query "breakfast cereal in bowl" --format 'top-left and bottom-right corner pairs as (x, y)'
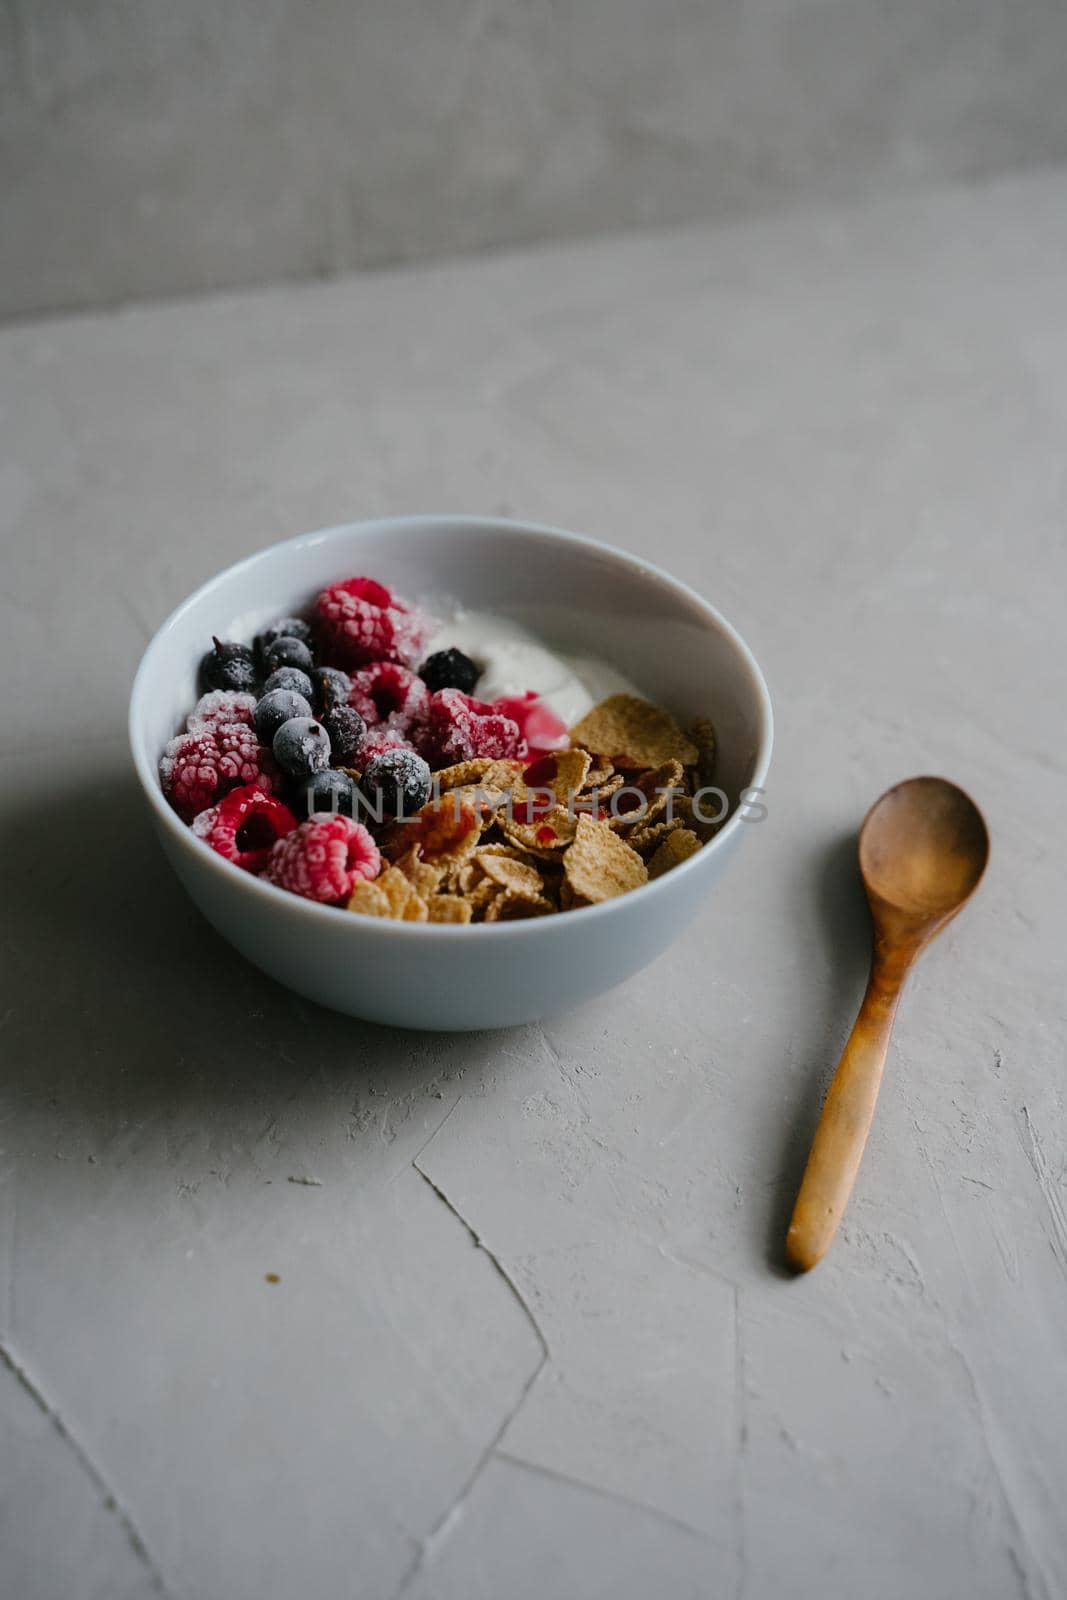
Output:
(159, 573), (724, 924)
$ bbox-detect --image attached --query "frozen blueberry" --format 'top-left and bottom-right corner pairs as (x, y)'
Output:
(264, 665), (315, 700)
(255, 616), (313, 658)
(312, 666), (351, 712)
(262, 635), (314, 676)
(254, 688), (313, 745)
(320, 703), (366, 765)
(273, 716), (331, 779)
(297, 768), (357, 818)
(360, 748), (432, 819)
(200, 638), (257, 694)
(419, 647), (480, 696)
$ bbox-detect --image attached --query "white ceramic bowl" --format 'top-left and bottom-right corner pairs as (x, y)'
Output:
(129, 516), (772, 1029)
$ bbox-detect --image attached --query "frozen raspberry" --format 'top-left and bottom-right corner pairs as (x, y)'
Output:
(314, 576), (433, 670)
(353, 728), (416, 767)
(347, 661), (429, 737)
(160, 721), (278, 821)
(187, 690), (257, 732)
(192, 785), (297, 873)
(264, 815), (380, 904)
(420, 688), (527, 768)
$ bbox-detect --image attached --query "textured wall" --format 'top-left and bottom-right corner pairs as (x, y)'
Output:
(3, 0), (1067, 319)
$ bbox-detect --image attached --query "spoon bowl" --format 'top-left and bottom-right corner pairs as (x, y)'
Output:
(785, 776), (988, 1272)
(859, 776), (989, 920)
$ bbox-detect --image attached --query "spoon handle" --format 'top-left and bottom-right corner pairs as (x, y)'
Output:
(785, 966), (902, 1271)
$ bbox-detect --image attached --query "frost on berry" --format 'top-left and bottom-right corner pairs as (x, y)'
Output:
(160, 720), (278, 821)
(263, 815), (381, 903)
(347, 661), (429, 735)
(187, 690), (257, 732)
(353, 728), (416, 767)
(421, 688), (526, 768)
(314, 576), (435, 670)
(192, 785), (297, 873)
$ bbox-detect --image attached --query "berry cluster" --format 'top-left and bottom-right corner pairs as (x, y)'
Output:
(159, 575), (567, 906)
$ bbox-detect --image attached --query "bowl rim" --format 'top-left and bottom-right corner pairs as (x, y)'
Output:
(129, 514), (774, 939)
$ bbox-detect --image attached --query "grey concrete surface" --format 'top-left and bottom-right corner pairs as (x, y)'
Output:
(5, 0), (1067, 319)
(1, 168), (1066, 1599)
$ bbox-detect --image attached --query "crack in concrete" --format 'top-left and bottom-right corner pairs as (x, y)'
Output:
(410, 1093), (464, 1170)
(393, 1125), (550, 1596)
(396, 1083), (743, 1585)
(0, 1341), (174, 1597)
(655, 1242), (738, 1293)
(494, 1451), (711, 1542)
(411, 1159), (550, 1368)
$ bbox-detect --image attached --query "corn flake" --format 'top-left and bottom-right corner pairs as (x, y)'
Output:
(647, 827), (703, 879)
(484, 891), (555, 921)
(479, 855), (544, 897)
(569, 695), (698, 769)
(563, 814), (648, 904)
(346, 881), (392, 918)
(426, 894), (474, 924)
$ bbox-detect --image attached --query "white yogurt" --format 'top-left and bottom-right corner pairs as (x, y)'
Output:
(423, 608), (641, 726)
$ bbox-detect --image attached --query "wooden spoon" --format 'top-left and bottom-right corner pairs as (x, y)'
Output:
(785, 777), (989, 1273)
